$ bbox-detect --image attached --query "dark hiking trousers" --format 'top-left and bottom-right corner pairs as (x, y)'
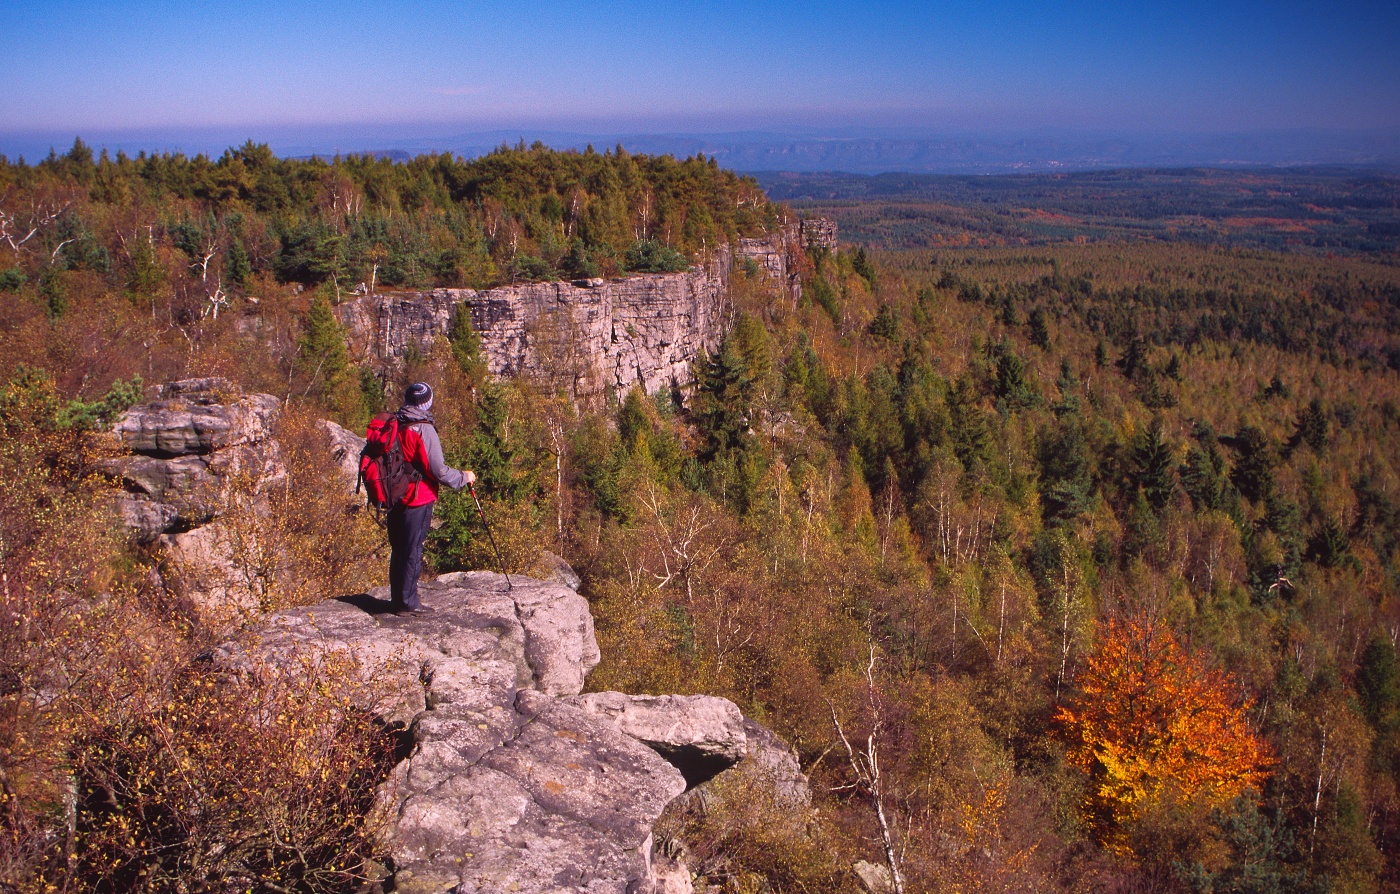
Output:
(387, 501), (434, 610)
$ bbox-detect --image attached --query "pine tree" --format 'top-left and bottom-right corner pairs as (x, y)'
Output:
(467, 381), (525, 502)
(1053, 360), (1081, 416)
(1231, 424), (1278, 504)
(948, 374), (990, 471)
(297, 293), (348, 386)
(1130, 417), (1177, 513)
(1293, 397), (1329, 452)
(691, 333), (762, 511)
(994, 342), (1037, 410)
(851, 246), (877, 288)
(868, 303), (898, 341)
(1357, 635), (1400, 731)
(692, 334), (754, 464)
(226, 241), (251, 286)
(449, 303), (486, 381)
(1118, 338), (1146, 381)
(1027, 306), (1051, 349)
(1039, 417), (1094, 525)
(1181, 445), (1223, 512)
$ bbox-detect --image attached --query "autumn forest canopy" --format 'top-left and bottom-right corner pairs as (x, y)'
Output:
(3, 139), (1400, 893)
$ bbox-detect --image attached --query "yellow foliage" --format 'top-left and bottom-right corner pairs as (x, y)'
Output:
(1055, 617), (1273, 853)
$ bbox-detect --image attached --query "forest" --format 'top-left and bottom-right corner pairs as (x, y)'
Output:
(3, 141), (1400, 894)
(756, 167), (1400, 254)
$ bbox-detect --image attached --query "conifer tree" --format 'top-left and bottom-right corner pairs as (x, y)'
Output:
(1293, 397), (1330, 452)
(226, 241), (251, 285)
(298, 293), (348, 387)
(1357, 635), (1400, 731)
(1231, 424), (1278, 504)
(948, 374), (990, 471)
(467, 382), (523, 502)
(1039, 417), (1094, 525)
(1028, 306), (1051, 348)
(994, 342), (1037, 409)
(1130, 417), (1177, 514)
(448, 303), (486, 382)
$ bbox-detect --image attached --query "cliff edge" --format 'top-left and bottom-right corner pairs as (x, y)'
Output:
(111, 385), (814, 893)
(336, 219), (835, 398)
(219, 573), (805, 894)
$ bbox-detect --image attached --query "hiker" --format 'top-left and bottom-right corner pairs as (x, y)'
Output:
(387, 382), (474, 615)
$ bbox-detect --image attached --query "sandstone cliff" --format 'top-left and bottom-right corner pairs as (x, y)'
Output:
(220, 573), (810, 894)
(336, 219), (835, 398)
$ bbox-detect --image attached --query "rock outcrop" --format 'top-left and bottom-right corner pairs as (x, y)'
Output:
(109, 382), (819, 891)
(108, 378), (283, 544)
(223, 572), (809, 893)
(566, 692), (747, 788)
(107, 380), (366, 623)
(337, 219), (835, 398)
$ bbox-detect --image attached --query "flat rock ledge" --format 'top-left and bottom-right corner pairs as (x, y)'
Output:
(219, 572), (756, 894)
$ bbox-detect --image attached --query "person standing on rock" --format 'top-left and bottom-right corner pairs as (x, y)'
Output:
(389, 382), (474, 615)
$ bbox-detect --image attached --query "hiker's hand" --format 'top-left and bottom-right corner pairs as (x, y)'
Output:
(464, 470), (476, 486)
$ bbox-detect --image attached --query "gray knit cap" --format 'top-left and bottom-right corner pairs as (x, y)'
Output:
(404, 382), (434, 408)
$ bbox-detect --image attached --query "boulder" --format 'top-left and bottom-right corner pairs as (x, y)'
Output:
(854, 860), (896, 894)
(113, 378), (280, 457)
(108, 382), (365, 626)
(159, 523), (265, 626)
(435, 571), (599, 696)
(223, 573), (687, 893)
(389, 690), (687, 894)
(319, 418), (365, 492)
(738, 717), (812, 812)
(107, 379), (284, 543)
(534, 549), (582, 592)
(566, 692), (747, 787)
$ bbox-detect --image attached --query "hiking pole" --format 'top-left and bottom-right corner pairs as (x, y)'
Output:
(469, 482), (512, 589)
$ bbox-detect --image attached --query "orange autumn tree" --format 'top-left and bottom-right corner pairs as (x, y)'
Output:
(1055, 617), (1273, 850)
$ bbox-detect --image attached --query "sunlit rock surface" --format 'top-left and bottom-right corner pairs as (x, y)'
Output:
(223, 572), (803, 893)
(337, 219), (835, 398)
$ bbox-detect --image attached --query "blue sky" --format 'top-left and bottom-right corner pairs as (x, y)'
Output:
(1, 1), (1397, 148)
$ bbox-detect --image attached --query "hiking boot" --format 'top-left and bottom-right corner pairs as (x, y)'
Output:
(397, 605), (435, 616)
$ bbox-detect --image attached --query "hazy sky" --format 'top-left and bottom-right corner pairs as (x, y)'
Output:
(2, 0), (1397, 139)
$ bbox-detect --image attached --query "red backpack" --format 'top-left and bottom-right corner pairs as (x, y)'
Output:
(357, 413), (423, 510)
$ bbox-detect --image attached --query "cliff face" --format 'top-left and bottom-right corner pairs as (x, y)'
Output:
(337, 219), (835, 397)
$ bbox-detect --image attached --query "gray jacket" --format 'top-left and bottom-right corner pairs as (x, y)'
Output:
(397, 404), (469, 490)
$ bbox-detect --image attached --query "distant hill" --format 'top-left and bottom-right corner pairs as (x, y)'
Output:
(6, 127), (1399, 176)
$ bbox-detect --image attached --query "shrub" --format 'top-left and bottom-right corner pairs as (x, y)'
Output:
(0, 267), (25, 292)
(508, 253), (554, 281)
(57, 653), (399, 894)
(624, 239), (689, 274)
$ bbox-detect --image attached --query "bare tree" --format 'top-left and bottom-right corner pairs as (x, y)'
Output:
(0, 190), (71, 254)
(829, 645), (906, 894)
